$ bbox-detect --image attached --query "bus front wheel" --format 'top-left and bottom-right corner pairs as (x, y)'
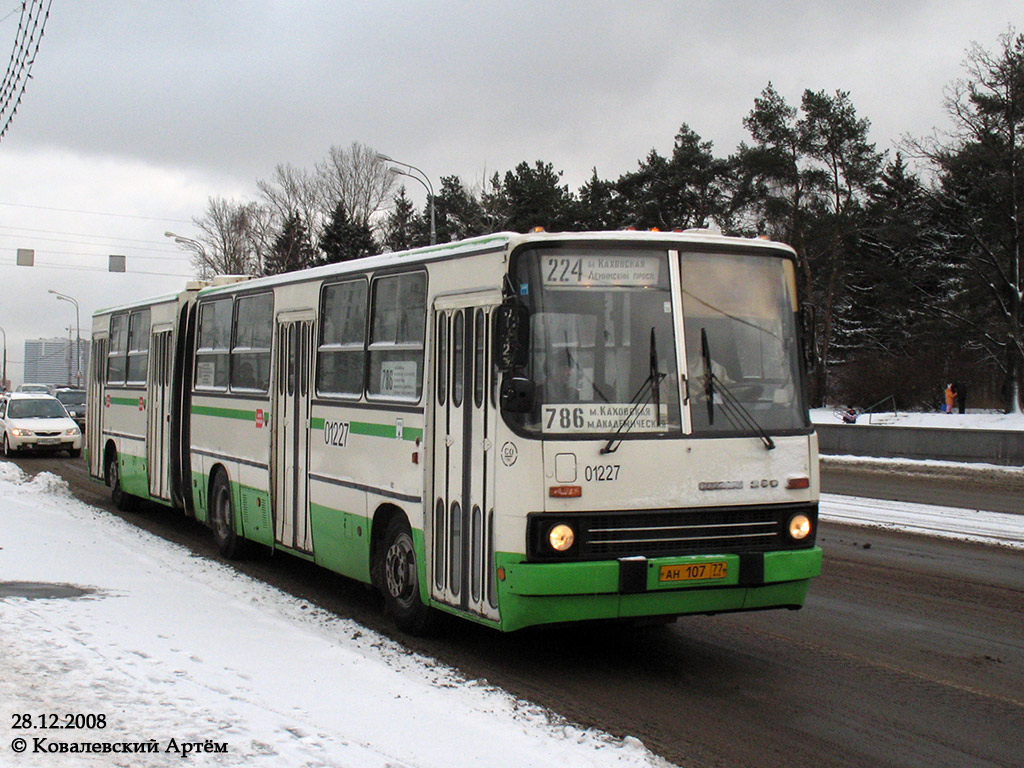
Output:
(381, 516), (439, 635)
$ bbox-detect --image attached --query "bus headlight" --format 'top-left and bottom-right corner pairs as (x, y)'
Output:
(548, 523), (575, 552)
(788, 513), (812, 541)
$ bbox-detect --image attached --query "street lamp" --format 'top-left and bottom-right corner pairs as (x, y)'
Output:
(48, 290), (81, 387)
(377, 154), (436, 245)
(164, 231), (208, 257)
(0, 325), (7, 391)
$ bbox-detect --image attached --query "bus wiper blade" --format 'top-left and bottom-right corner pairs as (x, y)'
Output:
(700, 328), (714, 425)
(700, 328), (774, 450)
(601, 327), (665, 454)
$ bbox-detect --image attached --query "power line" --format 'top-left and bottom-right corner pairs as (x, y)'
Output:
(0, 223), (186, 247)
(0, 0), (53, 143)
(0, 235), (192, 259)
(0, 200), (193, 223)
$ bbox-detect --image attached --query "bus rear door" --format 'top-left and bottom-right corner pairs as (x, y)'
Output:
(272, 314), (314, 553)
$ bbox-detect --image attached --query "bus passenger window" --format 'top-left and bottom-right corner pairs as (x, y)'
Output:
(195, 299), (232, 391)
(106, 313), (128, 385)
(317, 280), (367, 398)
(231, 292), (273, 392)
(367, 272), (426, 401)
(126, 309), (151, 385)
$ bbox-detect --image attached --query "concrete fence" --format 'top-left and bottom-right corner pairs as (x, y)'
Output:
(816, 423), (1024, 466)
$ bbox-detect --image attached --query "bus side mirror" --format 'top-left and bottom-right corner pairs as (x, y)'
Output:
(493, 302), (530, 372)
(500, 376), (535, 413)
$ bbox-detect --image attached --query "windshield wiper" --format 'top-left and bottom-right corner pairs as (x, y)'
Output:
(700, 328), (775, 450)
(601, 327), (665, 454)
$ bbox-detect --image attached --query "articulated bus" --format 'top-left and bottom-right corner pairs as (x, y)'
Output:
(87, 230), (822, 633)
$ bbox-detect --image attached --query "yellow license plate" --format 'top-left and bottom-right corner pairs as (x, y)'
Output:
(659, 561), (728, 583)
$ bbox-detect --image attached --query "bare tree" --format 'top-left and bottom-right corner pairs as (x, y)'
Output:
(186, 197), (261, 278)
(257, 163), (324, 243)
(316, 142), (395, 230)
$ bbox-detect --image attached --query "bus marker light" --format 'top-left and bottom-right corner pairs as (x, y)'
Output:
(497, 567), (506, 581)
(788, 514), (812, 540)
(786, 476), (810, 489)
(548, 524), (575, 552)
(549, 485), (581, 498)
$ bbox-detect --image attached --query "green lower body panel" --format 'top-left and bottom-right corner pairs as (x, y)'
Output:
(491, 547), (822, 632)
(117, 451), (151, 499)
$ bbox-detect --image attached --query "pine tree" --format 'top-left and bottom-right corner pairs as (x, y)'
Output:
(264, 212), (316, 275)
(914, 30), (1024, 411)
(502, 161), (576, 232)
(382, 186), (427, 252)
(616, 125), (729, 231)
(319, 201), (378, 264)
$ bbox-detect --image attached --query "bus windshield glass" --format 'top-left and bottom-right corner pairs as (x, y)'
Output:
(680, 250), (808, 434)
(509, 247), (681, 437)
(507, 245), (808, 438)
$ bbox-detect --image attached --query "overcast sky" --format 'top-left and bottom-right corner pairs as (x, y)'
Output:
(0, 1), (1020, 385)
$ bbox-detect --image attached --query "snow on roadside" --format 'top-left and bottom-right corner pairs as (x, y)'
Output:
(819, 494), (1024, 549)
(811, 407), (1024, 430)
(0, 462), (673, 768)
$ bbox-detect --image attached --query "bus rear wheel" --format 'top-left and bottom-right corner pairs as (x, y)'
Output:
(381, 516), (439, 635)
(210, 472), (245, 560)
(106, 451), (136, 512)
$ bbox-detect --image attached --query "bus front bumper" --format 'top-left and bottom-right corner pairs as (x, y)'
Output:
(494, 547), (822, 632)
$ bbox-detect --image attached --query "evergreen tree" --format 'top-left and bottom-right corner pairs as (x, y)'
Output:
(616, 124), (729, 230)
(575, 169), (623, 230)
(319, 201), (378, 264)
(264, 212), (316, 275)
(914, 29), (1024, 411)
(382, 186), (427, 252)
(434, 175), (487, 241)
(502, 161), (576, 232)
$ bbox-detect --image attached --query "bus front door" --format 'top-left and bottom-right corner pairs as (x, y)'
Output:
(146, 330), (173, 500)
(272, 318), (313, 553)
(431, 299), (499, 622)
(87, 335), (107, 480)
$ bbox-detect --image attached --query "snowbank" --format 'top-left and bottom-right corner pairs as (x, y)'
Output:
(811, 407), (1024, 430)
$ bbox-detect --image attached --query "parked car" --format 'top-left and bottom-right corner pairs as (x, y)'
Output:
(0, 392), (82, 458)
(53, 387), (87, 433)
(17, 383), (52, 394)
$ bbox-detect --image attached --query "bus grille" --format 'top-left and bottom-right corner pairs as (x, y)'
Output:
(526, 503), (817, 561)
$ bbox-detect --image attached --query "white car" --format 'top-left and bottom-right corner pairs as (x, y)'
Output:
(0, 392), (83, 458)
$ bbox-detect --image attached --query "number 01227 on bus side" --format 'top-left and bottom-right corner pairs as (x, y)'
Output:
(659, 561), (728, 583)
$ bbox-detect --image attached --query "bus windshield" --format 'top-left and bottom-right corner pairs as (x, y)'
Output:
(507, 245), (808, 438)
(509, 247), (681, 436)
(680, 250), (808, 435)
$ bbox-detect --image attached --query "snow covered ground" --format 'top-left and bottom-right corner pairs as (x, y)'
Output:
(1, 448), (1020, 767)
(0, 462), (669, 768)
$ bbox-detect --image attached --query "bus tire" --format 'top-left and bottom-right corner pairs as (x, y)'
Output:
(107, 450), (137, 512)
(210, 471), (246, 560)
(381, 516), (439, 635)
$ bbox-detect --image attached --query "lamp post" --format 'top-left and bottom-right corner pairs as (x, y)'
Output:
(0, 325), (7, 391)
(165, 230), (210, 274)
(377, 154), (436, 245)
(48, 290), (81, 387)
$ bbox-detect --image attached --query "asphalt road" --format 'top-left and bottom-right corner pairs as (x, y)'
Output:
(6, 454), (1023, 768)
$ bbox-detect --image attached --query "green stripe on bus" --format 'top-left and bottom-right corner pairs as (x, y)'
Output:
(109, 397), (140, 406)
(310, 416), (422, 442)
(191, 404), (266, 421)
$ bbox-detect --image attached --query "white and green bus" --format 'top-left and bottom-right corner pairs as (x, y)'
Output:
(88, 230), (821, 633)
